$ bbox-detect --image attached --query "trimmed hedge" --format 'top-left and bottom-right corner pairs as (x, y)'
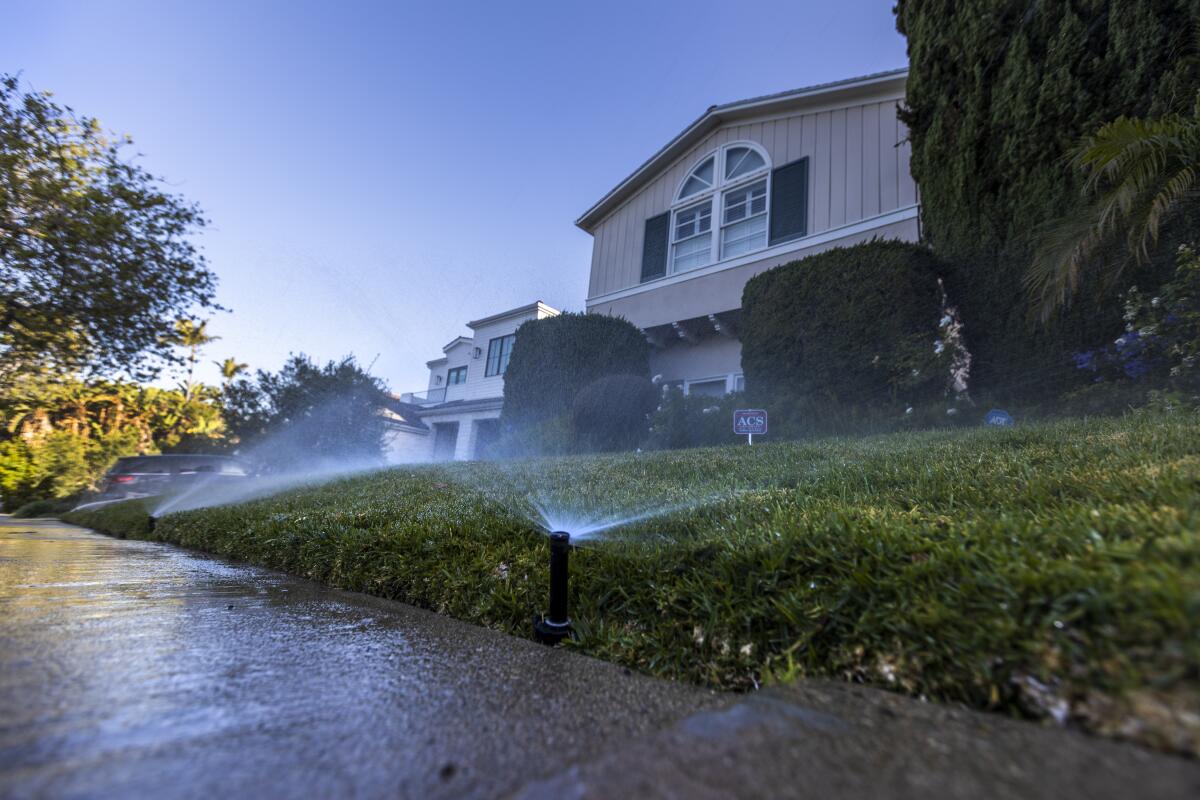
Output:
(65, 413), (1200, 755)
(740, 240), (953, 434)
(894, 0), (1200, 398)
(501, 312), (650, 440)
(572, 374), (657, 452)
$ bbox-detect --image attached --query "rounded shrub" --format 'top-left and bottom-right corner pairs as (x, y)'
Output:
(740, 239), (957, 433)
(501, 313), (650, 445)
(572, 374), (657, 452)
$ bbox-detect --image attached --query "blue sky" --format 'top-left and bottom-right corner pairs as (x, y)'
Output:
(7, 1), (907, 390)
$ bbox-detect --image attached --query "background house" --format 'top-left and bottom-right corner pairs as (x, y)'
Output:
(391, 301), (561, 461)
(577, 68), (918, 396)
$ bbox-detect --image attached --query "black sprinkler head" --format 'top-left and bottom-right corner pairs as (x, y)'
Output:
(533, 531), (572, 645)
(147, 515), (157, 533)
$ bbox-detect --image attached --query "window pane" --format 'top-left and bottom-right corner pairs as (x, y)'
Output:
(672, 234), (710, 272)
(687, 378), (727, 397)
(674, 202), (711, 242)
(726, 147), (765, 180)
(721, 214), (767, 259)
(498, 335), (515, 375)
(485, 337), (504, 376)
(678, 156), (714, 199)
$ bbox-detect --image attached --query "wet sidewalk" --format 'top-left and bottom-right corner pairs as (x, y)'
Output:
(0, 517), (718, 799)
(1, 516), (1197, 799)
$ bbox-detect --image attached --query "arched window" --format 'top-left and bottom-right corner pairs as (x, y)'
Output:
(670, 142), (771, 274)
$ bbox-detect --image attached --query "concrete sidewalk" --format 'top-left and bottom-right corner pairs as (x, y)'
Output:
(1, 516), (1196, 799)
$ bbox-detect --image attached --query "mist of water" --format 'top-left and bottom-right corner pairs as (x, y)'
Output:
(527, 493), (739, 544)
(152, 393), (390, 517)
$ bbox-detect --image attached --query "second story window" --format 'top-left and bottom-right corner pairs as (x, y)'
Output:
(667, 142), (772, 275)
(485, 334), (515, 377)
(447, 366), (467, 385)
(672, 201), (712, 272)
(721, 179), (767, 258)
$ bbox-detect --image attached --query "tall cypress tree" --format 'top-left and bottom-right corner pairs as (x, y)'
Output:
(895, 0), (1200, 398)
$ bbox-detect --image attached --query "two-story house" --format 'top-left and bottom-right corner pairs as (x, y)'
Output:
(392, 300), (561, 461)
(577, 68), (918, 396)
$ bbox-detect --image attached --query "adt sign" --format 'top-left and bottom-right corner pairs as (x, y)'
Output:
(733, 409), (768, 444)
(984, 408), (1014, 427)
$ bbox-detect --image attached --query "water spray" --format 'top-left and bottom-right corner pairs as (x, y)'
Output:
(533, 531), (572, 645)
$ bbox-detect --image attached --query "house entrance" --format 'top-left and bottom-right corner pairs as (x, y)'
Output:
(432, 422), (459, 461)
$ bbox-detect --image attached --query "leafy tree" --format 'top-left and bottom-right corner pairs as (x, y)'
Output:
(227, 354), (390, 470)
(166, 318), (219, 399)
(894, 1), (1200, 397)
(0, 74), (217, 379)
(1028, 99), (1200, 321)
(215, 356), (248, 386)
(0, 369), (225, 509)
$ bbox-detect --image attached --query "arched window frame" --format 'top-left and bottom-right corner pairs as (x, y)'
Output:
(669, 141), (772, 275)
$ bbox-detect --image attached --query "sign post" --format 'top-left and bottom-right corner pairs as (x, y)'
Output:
(733, 409), (768, 445)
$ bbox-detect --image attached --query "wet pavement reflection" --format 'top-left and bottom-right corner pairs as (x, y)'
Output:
(0, 517), (716, 799)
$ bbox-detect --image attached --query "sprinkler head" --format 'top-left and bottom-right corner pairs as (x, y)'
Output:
(147, 514), (157, 533)
(533, 531), (572, 645)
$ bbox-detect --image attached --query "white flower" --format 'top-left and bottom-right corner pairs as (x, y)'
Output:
(934, 339), (945, 355)
(905, 406), (914, 414)
(939, 314), (953, 328)
(946, 408), (958, 416)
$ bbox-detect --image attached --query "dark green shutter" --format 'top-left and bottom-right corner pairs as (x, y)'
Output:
(769, 157), (809, 245)
(640, 212), (670, 282)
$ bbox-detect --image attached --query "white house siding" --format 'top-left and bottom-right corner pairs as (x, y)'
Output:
(411, 302), (560, 462)
(383, 426), (432, 464)
(589, 216), (919, 328)
(419, 406), (502, 461)
(585, 86), (916, 301)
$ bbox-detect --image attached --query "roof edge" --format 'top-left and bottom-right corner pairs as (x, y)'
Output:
(575, 68), (908, 232)
(467, 300), (561, 329)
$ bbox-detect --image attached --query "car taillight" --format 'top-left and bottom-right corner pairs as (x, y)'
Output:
(111, 475), (136, 484)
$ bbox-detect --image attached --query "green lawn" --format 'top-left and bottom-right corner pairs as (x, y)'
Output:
(66, 413), (1200, 754)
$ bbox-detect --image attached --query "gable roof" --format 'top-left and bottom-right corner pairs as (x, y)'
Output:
(467, 300), (560, 329)
(574, 68), (908, 232)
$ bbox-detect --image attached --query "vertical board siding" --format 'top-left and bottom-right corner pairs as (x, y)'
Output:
(845, 105), (863, 223)
(828, 109), (847, 229)
(879, 100), (899, 211)
(589, 92), (916, 297)
(862, 103), (881, 218)
(813, 111), (832, 232)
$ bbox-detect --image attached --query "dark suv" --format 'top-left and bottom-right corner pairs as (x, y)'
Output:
(99, 454), (253, 499)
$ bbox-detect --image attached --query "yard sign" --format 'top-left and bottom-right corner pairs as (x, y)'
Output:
(733, 409), (768, 445)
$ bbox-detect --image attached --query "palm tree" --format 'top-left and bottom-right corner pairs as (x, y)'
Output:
(214, 357), (249, 388)
(1026, 98), (1200, 323)
(169, 318), (219, 399)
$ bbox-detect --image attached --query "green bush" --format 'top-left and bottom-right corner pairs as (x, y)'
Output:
(11, 496), (79, 518)
(894, 0), (1200, 397)
(501, 313), (650, 440)
(572, 374), (657, 452)
(741, 240), (963, 435)
(65, 414), (1200, 755)
(646, 386), (748, 450)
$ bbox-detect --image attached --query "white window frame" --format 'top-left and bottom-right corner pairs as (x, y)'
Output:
(683, 373), (742, 397)
(669, 142), (771, 276)
(670, 199), (713, 273)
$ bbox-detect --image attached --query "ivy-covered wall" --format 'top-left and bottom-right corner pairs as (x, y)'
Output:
(895, 0), (1200, 397)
